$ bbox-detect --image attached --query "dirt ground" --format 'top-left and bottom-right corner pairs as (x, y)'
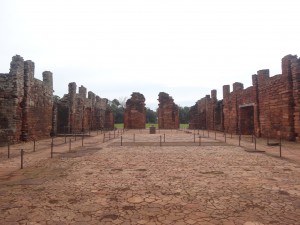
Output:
(0, 129), (300, 225)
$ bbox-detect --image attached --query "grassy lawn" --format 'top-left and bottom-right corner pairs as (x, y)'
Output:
(114, 123), (124, 129)
(114, 123), (189, 129)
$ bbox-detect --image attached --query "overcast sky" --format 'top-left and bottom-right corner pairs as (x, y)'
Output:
(0, 0), (299, 109)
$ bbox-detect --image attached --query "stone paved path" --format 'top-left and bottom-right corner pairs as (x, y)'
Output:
(0, 130), (300, 225)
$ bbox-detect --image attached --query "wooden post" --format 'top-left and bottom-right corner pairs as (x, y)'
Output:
(199, 136), (201, 146)
(33, 139), (36, 152)
(21, 149), (24, 169)
(51, 138), (53, 158)
(69, 139), (71, 152)
(160, 136), (162, 147)
(239, 135), (241, 146)
(7, 141), (10, 159)
(103, 133), (105, 143)
(254, 136), (257, 150)
(224, 132), (226, 143)
(279, 136), (282, 157)
(214, 131), (216, 140)
(82, 134), (84, 147)
(121, 136), (123, 146)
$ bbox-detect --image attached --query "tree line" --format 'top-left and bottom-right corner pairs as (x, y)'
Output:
(110, 98), (190, 124)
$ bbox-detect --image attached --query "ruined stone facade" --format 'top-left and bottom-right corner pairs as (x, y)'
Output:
(0, 55), (54, 144)
(55, 83), (114, 134)
(0, 55), (115, 145)
(124, 92), (146, 129)
(189, 55), (300, 141)
(157, 92), (179, 129)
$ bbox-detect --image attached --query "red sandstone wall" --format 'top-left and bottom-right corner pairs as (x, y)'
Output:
(124, 92), (146, 129)
(190, 55), (300, 141)
(56, 83), (110, 133)
(157, 92), (179, 129)
(0, 55), (53, 144)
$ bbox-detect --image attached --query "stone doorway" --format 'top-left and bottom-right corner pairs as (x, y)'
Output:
(239, 104), (254, 135)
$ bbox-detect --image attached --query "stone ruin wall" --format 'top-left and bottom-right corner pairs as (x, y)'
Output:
(124, 92), (146, 129)
(157, 92), (179, 129)
(189, 55), (300, 141)
(0, 55), (53, 144)
(0, 55), (115, 145)
(55, 83), (114, 134)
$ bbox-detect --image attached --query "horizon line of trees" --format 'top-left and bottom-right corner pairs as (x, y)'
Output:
(110, 98), (190, 124)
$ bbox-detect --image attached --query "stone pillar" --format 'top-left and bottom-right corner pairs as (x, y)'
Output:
(282, 55), (296, 140)
(9, 55), (25, 142)
(252, 74), (260, 137)
(291, 57), (300, 141)
(79, 85), (87, 99)
(233, 82), (244, 92)
(21, 60), (35, 141)
(43, 71), (53, 90)
(223, 85), (230, 99)
(68, 82), (77, 133)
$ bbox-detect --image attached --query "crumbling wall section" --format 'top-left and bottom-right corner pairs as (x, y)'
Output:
(190, 54), (300, 141)
(157, 92), (179, 129)
(56, 83), (110, 133)
(0, 55), (53, 145)
(124, 92), (146, 129)
(189, 90), (222, 131)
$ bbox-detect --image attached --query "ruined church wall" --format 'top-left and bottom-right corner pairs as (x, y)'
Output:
(56, 84), (111, 134)
(190, 54), (300, 141)
(0, 56), (53, 144)
(189, 90), (221, 131)
(124, 92), (146, 129)
(157, 92), (179, 129)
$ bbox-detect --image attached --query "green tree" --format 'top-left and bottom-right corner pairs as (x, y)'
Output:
(146, 108), (157, 123)
(110, 98), (124, 123)
(179, 106), (190, 124)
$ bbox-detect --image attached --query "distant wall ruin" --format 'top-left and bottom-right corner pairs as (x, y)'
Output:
(55, 83), (114, 134)
(189, 55), (300, 141)
(157, 92), (179, 129)
(124, 92), (146, 129)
